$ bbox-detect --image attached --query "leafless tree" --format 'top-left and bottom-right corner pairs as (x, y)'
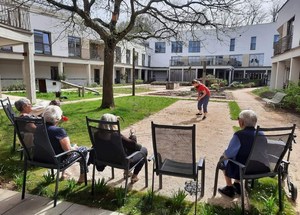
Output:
(26, 0), (257, 108)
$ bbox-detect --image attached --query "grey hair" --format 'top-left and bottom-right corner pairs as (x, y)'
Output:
(15, 98), (30, 112)
(100, 113), (118, 130)
(239, 110), (257, 127)
(43, 105), (63, 125)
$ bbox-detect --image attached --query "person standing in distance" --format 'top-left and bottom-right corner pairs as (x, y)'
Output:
(192, 79), (211, 120)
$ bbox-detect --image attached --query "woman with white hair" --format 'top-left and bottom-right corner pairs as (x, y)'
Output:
(98, 113), (148, 184)
(43, 105), (88, 183)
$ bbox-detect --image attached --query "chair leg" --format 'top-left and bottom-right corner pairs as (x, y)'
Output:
(54, 167), (60, 207)
(124, 167), (130, 203)
(213, 162), (220, 196)
(22, 161), (27, 200)
(239, 169), (245, 215)
(13, 128), (16, 151)
(111, 167), (115, 179)
(159, 174), (162, 189)
(151, 163), (155, 196)
(145, 157), (148, 188)
(278, 168), (283, 211)
(51, 169), (55, 180)
(201, 159), (205, 197)
(195, 175), (199, 215)
(91, 164), (96, 195)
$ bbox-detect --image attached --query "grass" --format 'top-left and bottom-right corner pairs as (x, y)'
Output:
(4, 87), (152, 102)
(0, 96), (296, 214)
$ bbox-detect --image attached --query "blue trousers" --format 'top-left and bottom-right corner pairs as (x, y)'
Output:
(197, 95), (210, 113)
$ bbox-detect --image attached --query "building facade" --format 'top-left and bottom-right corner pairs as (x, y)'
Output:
(148, 23), (278, 84)
(0, 1), (285, 102)
(271, 0), (300, 89)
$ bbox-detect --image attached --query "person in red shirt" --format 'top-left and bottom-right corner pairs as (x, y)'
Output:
(192, 79), (211, 120)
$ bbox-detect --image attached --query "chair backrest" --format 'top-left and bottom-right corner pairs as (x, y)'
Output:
(244, 124), (296, 175)
(271, 92), (286, 104)
(151, 122), (196, 176)
(1, 97), (16, 125)
(86, 117), (127, 167)
(14, 116), (58, 164)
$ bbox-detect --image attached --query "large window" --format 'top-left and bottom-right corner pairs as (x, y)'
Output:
(249, 53), (264, 66)
(126, 49), (131, 64)
(188, 41), (200, 53)
(229, 55), (242, 67)
(171, 41), (183, 53)
(90, 42), (101, 60)
(142, 54), (145, 66)
(115, 46), (121, 63)
(68, 36), (81, 57)
(171, 56), (183, 66)
(230, 38), (235, 51)
(155, 42), (166, 53)
(250, 36), (256, 50)
(34, 30), (51, 55)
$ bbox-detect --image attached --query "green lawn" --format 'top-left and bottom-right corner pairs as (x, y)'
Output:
(4, 87), (152, 102)
(0, 96), (295, 215)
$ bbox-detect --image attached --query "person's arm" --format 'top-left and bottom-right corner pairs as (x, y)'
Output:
(121, 134), (142, 151)
(59, 136), (73, 151)
(198, 90), (207, 100)
(223, 134), (241, 159)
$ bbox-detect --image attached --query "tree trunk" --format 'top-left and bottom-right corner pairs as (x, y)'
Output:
(101, 43), (115, 108)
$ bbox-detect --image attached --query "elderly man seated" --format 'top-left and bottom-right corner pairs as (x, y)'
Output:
(218, 110), (260, 198)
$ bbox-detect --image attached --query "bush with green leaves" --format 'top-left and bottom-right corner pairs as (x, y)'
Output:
(283, 82), (300, 111)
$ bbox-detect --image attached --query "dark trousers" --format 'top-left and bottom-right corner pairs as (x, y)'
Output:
(130, 147), (147, 175)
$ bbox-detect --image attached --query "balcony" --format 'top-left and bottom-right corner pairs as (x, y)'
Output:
(170, 58), (241, 67)
(273, 34), (293, 56)
(0, 0), (31, 31)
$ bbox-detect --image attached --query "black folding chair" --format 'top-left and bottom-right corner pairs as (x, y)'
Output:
(86, 117), (148, 201)
(1, 97), (17, 151)
(213, 124), (296, 214)
(150, 122), (205, 215)
(14, 116), (88, 207)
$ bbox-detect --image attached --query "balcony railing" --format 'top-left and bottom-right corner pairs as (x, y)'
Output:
(273, 34), (293, 55)
(0, 0), (31, 31)
(170, 58), (242, 67)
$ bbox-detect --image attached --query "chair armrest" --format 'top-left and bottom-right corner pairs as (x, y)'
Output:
(227, 158), (246, 169)
(148, 154), (154, 162)
(54, 149), (80, 158)
(197, 157), (205, 169)
(126, 151), (143, 160)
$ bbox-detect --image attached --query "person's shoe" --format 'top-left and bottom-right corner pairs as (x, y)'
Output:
(196, 113), (202, 116)
(218, 186), (235, 198)
(233, 182), (241, 195)
(202, 116), (207, 120)
(131, 174), (139, 184)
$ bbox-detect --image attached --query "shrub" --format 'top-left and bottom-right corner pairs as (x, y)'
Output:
(135, 79), (144, 84)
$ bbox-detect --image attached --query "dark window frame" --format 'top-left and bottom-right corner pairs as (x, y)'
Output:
(171, 41), (183, 53)
(230, 38), (235, 51)
(68, 36), (81, 58)
(34, 30), (52, 55)
(155, 42), (166, 53)
(188, 41), (200, 53)
(250, 36), (256, 50)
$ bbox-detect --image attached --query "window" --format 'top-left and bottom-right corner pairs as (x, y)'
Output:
(249, 53), (264, 66)
(134, 51), (138, 66)
(188, 56), (201, 66)
(90, 42), (101, 60)
(0, 46), (12, 52)
(68, 36), (81, 57)
(229, 55), (242, 67)
(230, 38), (235, 51)
(115, 46), (121, 63)
(155, 42), (166, 53)
(34, 30), (51, 55)
(142, 54), (145, 66)
(171, 41), (183, 53)
(148, 55), (151, 67)
(126, 49), (131, 64)
(250, 36), (256, 50)
(51, 66), (59, 80)
(273, 35), (279, 43)
(188, 41), (200, 53)
(171, 56), (183, 66)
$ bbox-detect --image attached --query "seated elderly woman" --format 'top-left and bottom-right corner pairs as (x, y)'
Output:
(42, 105), (89, 183)
(96, 113), (148, 184)
(15, 98), (33, 117)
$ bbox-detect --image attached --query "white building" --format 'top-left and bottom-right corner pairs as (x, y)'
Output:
(148, 23), (278, 84)
(0, 1), (283, 102)
(0, 2), (151, 102)
(271, 0), (300, 89)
